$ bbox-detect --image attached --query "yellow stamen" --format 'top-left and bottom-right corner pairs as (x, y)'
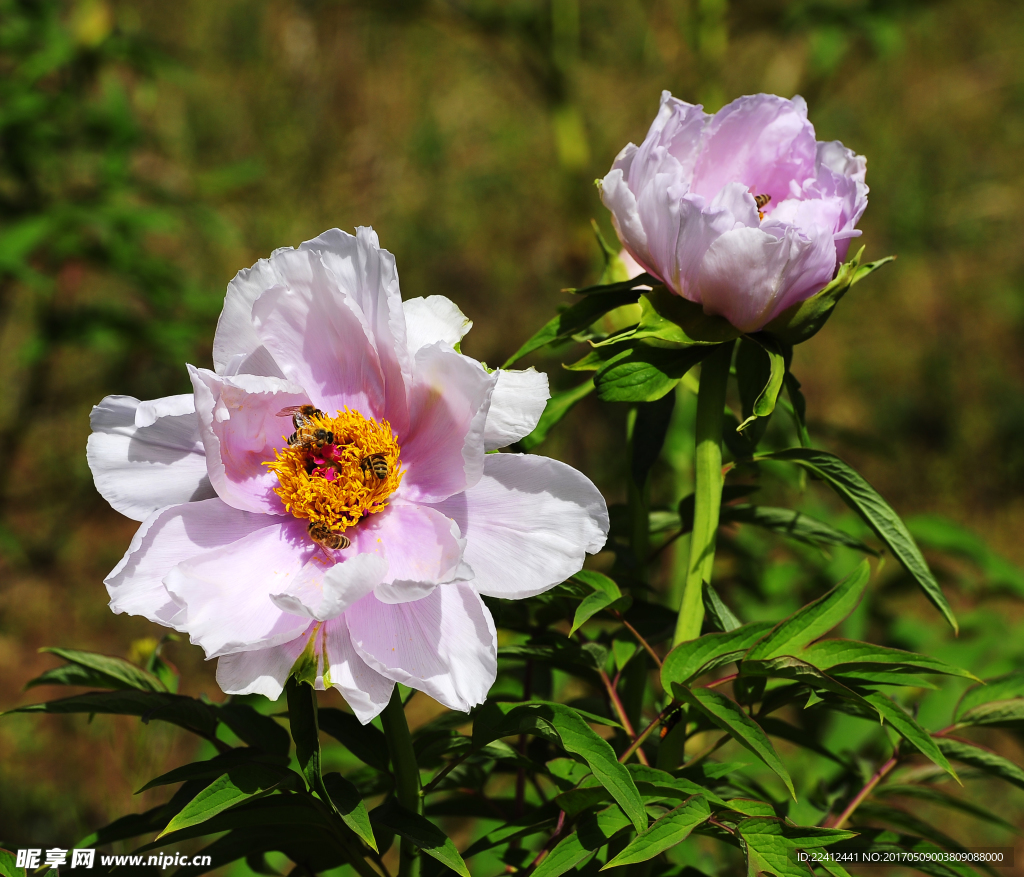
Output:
(265, 408), (403, 533)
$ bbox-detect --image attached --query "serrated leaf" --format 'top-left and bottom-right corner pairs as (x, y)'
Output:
(935, 737), (1024, 792)
(801, 640), (978, 681)
(158, 763), (290, 837)
(662, 622), (773, 686)
(759, 448), (956, 632)
(602, 795), (710, 869)
(218, 703), (291, 755)
(2, 690), (216, 737)
(747, 561), (871, 661)
(323, 772), (377, 852)
(471, 702), (646, 832)
(595, 343), (717, 403)
(862, 693), (957, 780)
(722, 506), (877, 555)
(534, 807), (633, 877)
(318, 707), (390, 772)
(673, 687), (795, 800)
(519, 379), (594, 451)
(502, 291), (643, 368)
(956, 671), (1024, 720)
(371, 798), (469, 877)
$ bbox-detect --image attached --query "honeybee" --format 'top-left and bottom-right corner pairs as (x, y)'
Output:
(308, 520), (350, 551)
(278, 405), (333, 451)
(754, 193), (771, 220)
(360, 453), (388, 481)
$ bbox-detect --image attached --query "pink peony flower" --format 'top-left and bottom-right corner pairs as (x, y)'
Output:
(88, 228), (608, 722)
(601, 92), (868, 332)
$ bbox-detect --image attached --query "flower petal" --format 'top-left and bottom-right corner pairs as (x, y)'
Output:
(430, 453), (609, 600)
(483, 368), (550, 451)
(271, 552), (389, 621)
(324, 618), (395, 723)
(105, 498), (274, 625)
(87, 395), (216, 522)
(189, 367), (309, 515)
(346, 583), (497, 713)
(215, 634), (311, 700)
(163, 518), (318, 658)
(398, 343), (496, 503)
(250, 247), (388, 420)
(301, 227), (412, 434)
(697, 225), (836, 332)
(360, 502), (468, 605)
(213, 253), (290, 378)
(403, 295), (473, 357)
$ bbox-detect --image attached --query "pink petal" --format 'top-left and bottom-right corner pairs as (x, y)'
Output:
(271, 552), (389, 621)
(397, 343), (496, 504)
(301, 227), (412, 434)
(628, 92), (710, 195)
(88, 395), (215, 522)
(324, 618), (395, 723)
(250, 247), (388, 420)
(105, 498), (275, 626)
(163, 518), (319, 658)
(690, 94), (818, 207)
(357, 501), (468, 604)
(189, 367), (309, 515)
(430, 453), (608, 600)
(213, 255), (288, 379)
(345, 582), (497, 712)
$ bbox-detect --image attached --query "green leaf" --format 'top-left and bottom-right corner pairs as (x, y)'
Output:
(371, 799), (470, 877)
(518, 378), (594, 451)
(800, 640), (978, 681)
(568, 273), (661, 296)
(602, 795), (710, 869)
(318, 707), (390, 772)
(0, 849), (26, 877)
(463, 804), (560, 856)
(956, 671), (1024, 720)
(2, 690), (216, 737)
(138, 750), (290, 793)
(323, 772), (377, 852)
(736, 334), (786, 433)
(572, 569), (621, 598)
(738, 818), (857, 877)
(662, 622), (773, 687)
(595, 343), (717, 403)
(570, 590), (617, 635)
(673, 687), (795, 800)
(862, 692), (957, 780)
(763, 248), (895, 345)
(534, 807), (633, 877)
(935, 737), (1024, 792)
(158, 763), (291, 837)
(759, 448), (956, 633)
(721, 505), (878, 555)
(27, 647), (166, 692)
(703, 581), (742, 632)
(218, 703), (291, 755)
(747, 561), (871, 660)
(957, 699), (1024, 728)
(472, 702), (647, 832)
(875, 784), (1020, 834)
(741, 656), (882, 719)
(620, 288), (741, 348)
(285, 677), (338, 818)
(502, 291), (643, 368)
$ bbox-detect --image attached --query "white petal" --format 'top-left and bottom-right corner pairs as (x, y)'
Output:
(105, 498), (274, 625)
(88, 395), (216, 522)
(324, 618), (395, 723)
(430, 453), (609, 600)
(215, 634), (311, 700)
(271, 552), (389, 621)
(163, 518), (318, 658)
(345, 583), (497, 713)
(213, 255), (288, 378)
(483, 368), (550, 451)
(403, 295), (473, 357)
(188, 367), (308, 515)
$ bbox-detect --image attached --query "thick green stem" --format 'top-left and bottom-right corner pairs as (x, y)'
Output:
(381, 688), (421, 877)
(673, 343), (732, 645)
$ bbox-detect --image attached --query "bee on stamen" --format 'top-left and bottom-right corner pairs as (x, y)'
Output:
(307, 520), (350, 553)
(278, 405), (333, 452)
(360, 453), (389, 481)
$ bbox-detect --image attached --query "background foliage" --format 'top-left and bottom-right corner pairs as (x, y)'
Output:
(2, 0), (1024, 873)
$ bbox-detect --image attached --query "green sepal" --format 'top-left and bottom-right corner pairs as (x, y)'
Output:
(763, 247), (895, 345)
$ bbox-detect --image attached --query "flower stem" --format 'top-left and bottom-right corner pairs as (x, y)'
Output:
(673, 343), (733, 645)
(381, 687), (422, 877)
(828, 753), (898, 829)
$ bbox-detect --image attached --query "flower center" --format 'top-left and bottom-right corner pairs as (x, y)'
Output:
(266, 408), (403, 541)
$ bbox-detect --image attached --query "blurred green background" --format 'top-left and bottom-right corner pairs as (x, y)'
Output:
(3, 0), (1024, 864)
